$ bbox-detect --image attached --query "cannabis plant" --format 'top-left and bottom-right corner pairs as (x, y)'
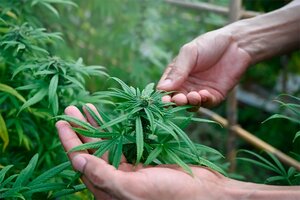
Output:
(59, 77), (225, 175)
(238, 94), (300, 185)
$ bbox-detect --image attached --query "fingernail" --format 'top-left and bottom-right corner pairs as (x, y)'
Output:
(72, 155), (87, 172)
(158, 79), (172, 89)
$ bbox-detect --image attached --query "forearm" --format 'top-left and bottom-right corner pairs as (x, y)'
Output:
(229, 0), (300, 64)
(224, 178), (300, 200)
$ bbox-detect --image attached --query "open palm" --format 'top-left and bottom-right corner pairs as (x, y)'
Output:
(56, 104), (227, 200)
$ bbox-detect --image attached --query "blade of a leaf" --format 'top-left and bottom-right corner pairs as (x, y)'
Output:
(135, 116), (144, 164)
(0, 113), (9, 151)
(0, 83), (26, 103)
(56, 115), (97, 131)
(19, 88), (48, 114)
(144, 108), (154, 133)
(48, 74), (59, 104)
(0, 165), (13, 183)
(112, 136), (123, 169)
(28, 161), (70, 186)
(69, 140), (110, 152)
(72, 127), (117, 138)
(101, 113), (129, 129)
(13, 154), (39, 188)
(164, 148), (192, 175)
(144, 145), (162, 166)
(293, 131), (300, 142)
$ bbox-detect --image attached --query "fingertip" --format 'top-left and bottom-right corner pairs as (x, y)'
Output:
(64, 105), (78, 115)
(187, 91), (201, 105)
(55, 120), (70, 129)
(157, 79), (173, 90)
(172, 93), (188, 106)
(161, 95), (171, 103)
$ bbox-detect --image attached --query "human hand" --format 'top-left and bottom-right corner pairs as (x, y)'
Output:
(157, 28), (251, 107)
(55, 104), (229, 200)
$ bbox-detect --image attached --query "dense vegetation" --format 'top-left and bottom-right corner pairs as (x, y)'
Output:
(0, 0), (299, 199)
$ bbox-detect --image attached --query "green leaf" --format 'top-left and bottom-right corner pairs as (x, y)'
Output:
(164, 148), (192, 175)
(142, 83), (154, 97)
(135, 116), (144, 164)
(69, 140), (110, 152)
(262, 114), (300, 125)
(174, 117), (222, 127)
(94, 139), (118, 157)
(144, 108), (155, 133)
(156, 120), (179, 141)
(111, 77), (134, 95)
(52, 184), (86, 198)
(19, 88), (48, 114)
(0, 165), (13, 183)
(112, 136), (123, 169)
(28, 161), (70, 186)
(144, 145), (162, 165)
(56, 115), (97, 131)
(13, 154), (39, 188)
(101, 113), (129, 129)
(293, 131), (300, 143)
(48, 74), (59, 107)
(72, 127), (117, 138)
(0, 113), (9, 151)
(24, 183), (66, 196)
(168, 121), (197, 154)
(265, 176), (286, 184)
(83, 105), (104, 128)
(0, 83), (26, 103)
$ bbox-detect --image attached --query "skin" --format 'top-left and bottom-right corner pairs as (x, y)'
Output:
(56, 104), (300, 200)
(157, 0), (300, 107)
(56, 1), (300, 199)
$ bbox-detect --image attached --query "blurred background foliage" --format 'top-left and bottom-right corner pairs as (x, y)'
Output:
(48, 0), (299, 182)
(0, 0), (299, 197)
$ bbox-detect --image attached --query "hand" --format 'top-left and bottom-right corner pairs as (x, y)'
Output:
(157, 28), (251, 107)
(55, 104), (229, 200)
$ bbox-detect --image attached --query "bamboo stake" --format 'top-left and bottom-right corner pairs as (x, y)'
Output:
(165, 0), (262, 18)
(225, 0), (241, 173)
(199, 107), (300, 171)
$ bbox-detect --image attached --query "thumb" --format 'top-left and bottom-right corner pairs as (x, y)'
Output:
(72, 154), (119, 193)
(157, 43), (198, 91)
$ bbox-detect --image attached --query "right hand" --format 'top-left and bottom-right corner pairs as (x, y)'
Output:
(157, 28), (251, 107)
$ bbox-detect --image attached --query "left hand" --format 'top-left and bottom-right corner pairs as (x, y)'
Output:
(56, 104), (228, 200)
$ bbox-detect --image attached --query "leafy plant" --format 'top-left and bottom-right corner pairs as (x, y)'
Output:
(263, 94), (300, 142)
(58, 77), (225, 175)
(237, 150), (300, 185)
(0, 154), (72, 199)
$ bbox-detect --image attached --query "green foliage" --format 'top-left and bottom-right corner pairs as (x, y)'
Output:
(0, 154), (73, 199)
(237, 150), (300, 185)
(58, 78), (225, 175)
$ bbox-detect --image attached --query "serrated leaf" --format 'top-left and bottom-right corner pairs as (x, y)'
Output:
(19, 88), (48, 114)
(265, 176), (286, 183)
(144, 108), (155, 133)
(83, 105), (105, 128)
(72, 127), (117, 138)
(0, 165), (13, 183)
(262, 114), (300, 125)
(112, 136), (123, 169)
(144, 145), (162, 165)
(135, 116), (144, 164)
(56, 115), (97, 131)
(28, 161), (70, 186)
(101, 113), (129, 129)
(24, 183), (66, 196)
(69, 140), (110, 152)
(142, 83), (154, 97)
(0, 113), (9, 151)
(164, 148), (192, 175)
(293, 131), (300, 143)
(48, 74), (59, 106)
(111, 77), (134, 95)
(174, 116), (222, 127)
(0, 83), (26, 103)
(156, 120), (179, 141)
(52, 184), (86, 198)
(13, 154), (39, 188)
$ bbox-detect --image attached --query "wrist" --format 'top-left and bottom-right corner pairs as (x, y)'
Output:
(224, 178), (300, 200)
(227, 1), (300, 64)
